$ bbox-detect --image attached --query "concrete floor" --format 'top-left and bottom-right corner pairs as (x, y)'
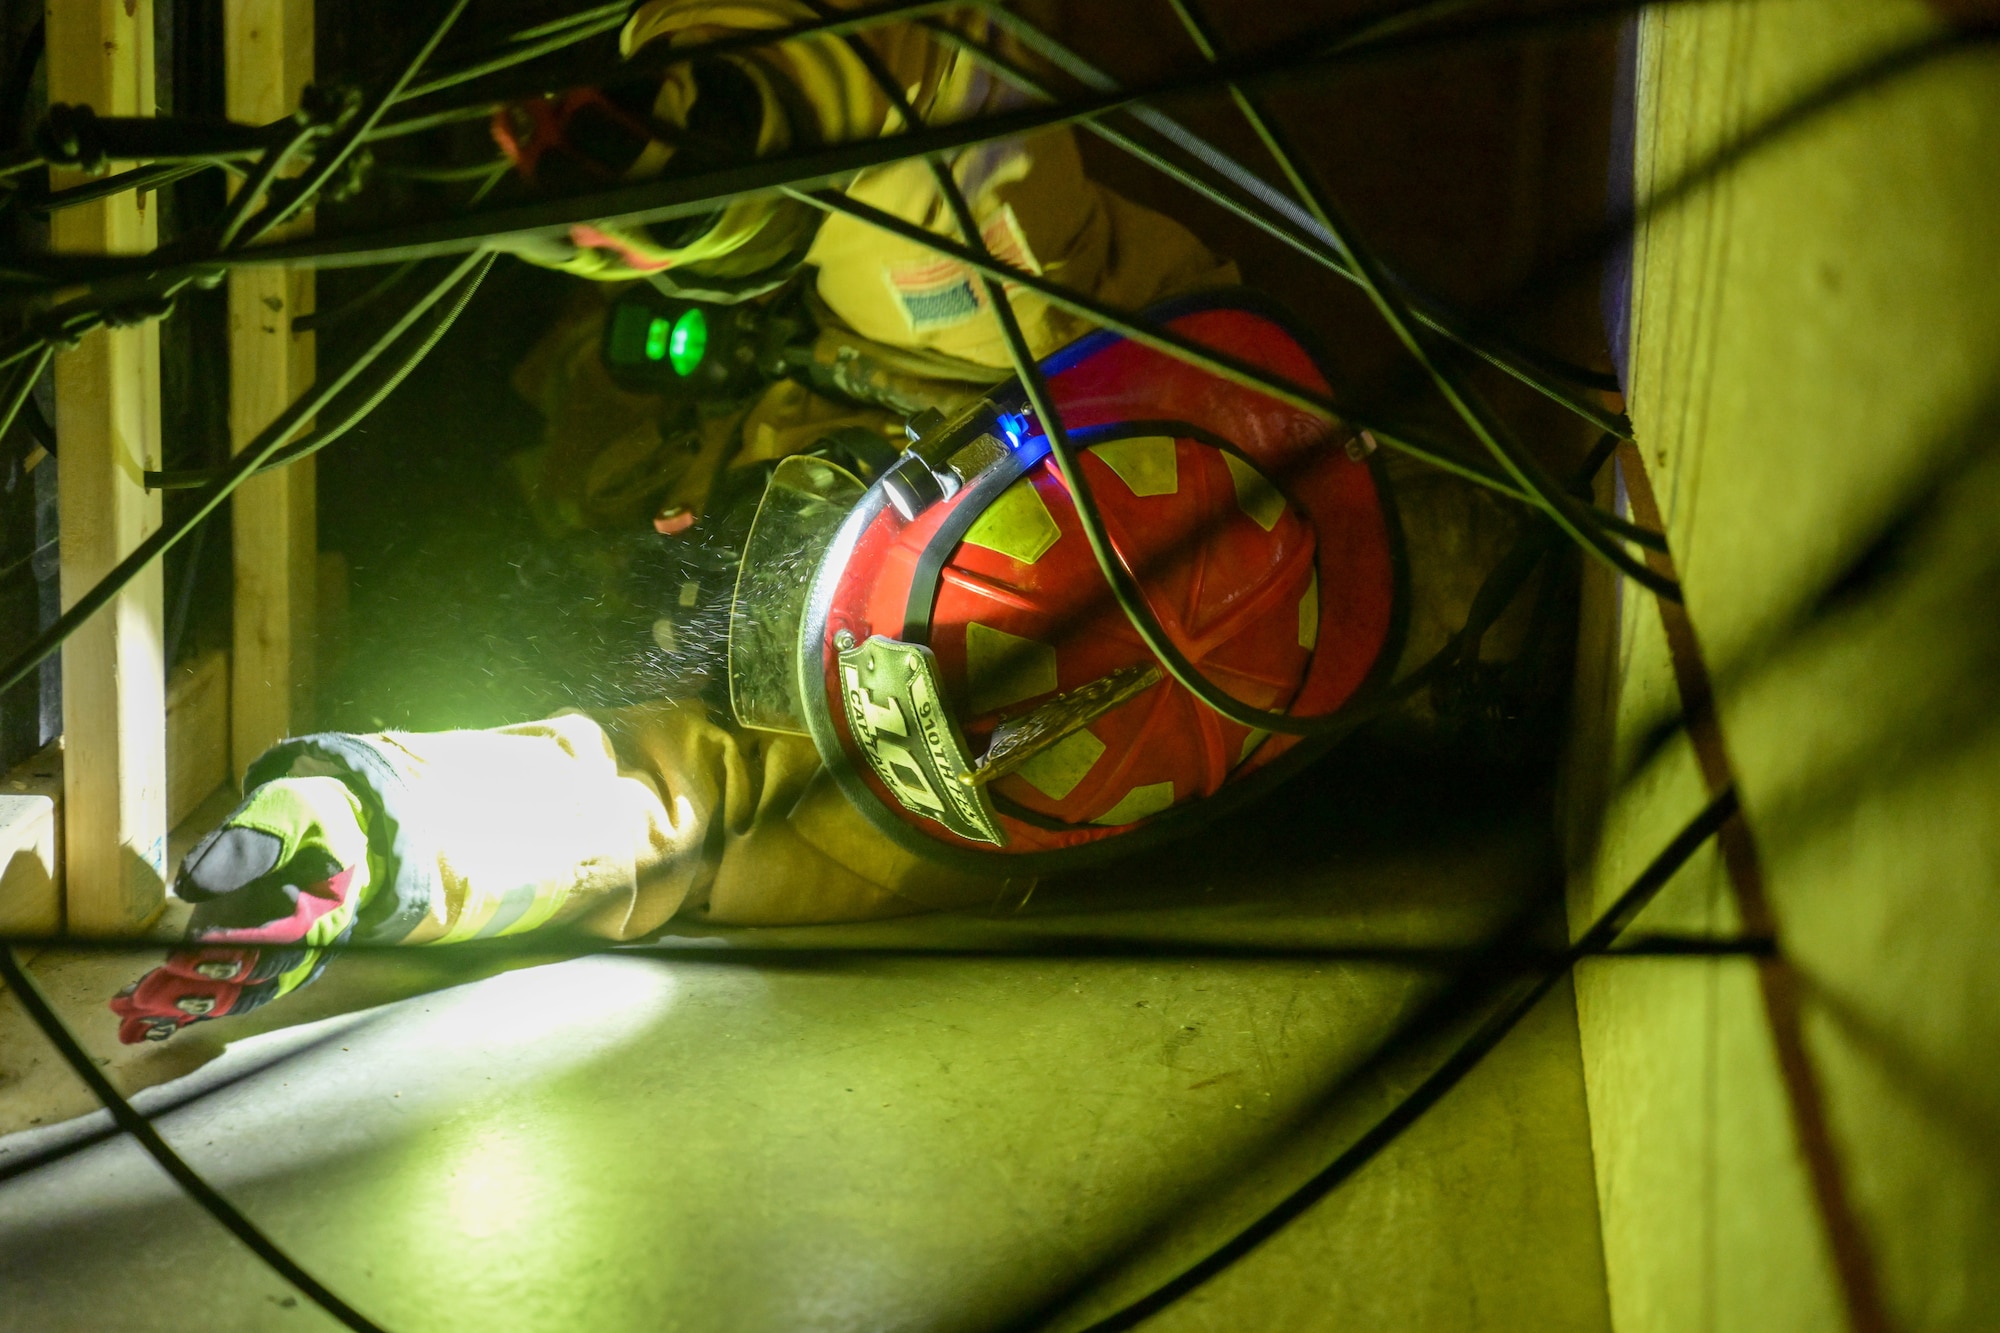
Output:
(0, 754), (1612, 1332)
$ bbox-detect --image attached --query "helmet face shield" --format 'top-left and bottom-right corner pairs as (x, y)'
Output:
(726, 454), (865, 735)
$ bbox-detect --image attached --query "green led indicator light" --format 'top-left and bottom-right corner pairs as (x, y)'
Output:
(643, 316), (670, 362)
(668, 308), (707, 376)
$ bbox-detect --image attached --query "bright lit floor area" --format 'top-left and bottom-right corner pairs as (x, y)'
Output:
(0, 760), (1610, 1332)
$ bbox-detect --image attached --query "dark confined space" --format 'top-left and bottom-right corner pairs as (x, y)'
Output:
(307, 0), (1618, 772)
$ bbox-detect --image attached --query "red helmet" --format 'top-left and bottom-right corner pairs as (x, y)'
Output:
(728, 295), (1401, 873)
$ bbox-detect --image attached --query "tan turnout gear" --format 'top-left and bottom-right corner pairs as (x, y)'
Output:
(243, 0), (1244, 945)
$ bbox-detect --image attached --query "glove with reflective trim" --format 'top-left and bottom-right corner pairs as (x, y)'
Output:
(109, 777), (373, 1045)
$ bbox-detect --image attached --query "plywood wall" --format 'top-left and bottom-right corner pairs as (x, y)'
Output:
(1566, 5), (2000, 1330)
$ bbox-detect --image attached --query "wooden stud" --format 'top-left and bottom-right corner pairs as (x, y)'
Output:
(227, 0), (317, 783)
(165, 650), (229, 829)
(0, 741), (63, 939)
(47, 0), (168, 934)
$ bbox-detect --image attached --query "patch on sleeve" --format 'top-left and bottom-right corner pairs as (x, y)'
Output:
(978, 203), (1040, 278)
(882, 204), (1042, 335)
(884, 256), (984, 333)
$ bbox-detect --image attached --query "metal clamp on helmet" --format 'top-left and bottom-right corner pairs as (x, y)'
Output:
(880, 398), (1034, 521)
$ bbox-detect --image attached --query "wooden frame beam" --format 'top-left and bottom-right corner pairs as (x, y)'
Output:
(48, 0), (168, 934)
(227, 0), (317, 783)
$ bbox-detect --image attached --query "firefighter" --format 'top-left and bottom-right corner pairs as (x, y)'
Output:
(109, 0), (1539, 1043)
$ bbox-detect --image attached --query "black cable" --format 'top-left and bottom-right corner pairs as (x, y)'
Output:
(310, 0), (626, 101)
(29, 158), (219, 214)
(145, 250), (494, 490)
(1024, 787), (1741, 1333)
(30, 112), (282, 166)
(0, 324), (48, 370)
(941, 4), (1631, 424)
(802, 2), (1622, 742)
(0, 788), (1739, 1333)
(0, 0), (620, 205)
(387, 0), (966, 113)
(0, 0), (1832, 338)
(0, 342), (53, 448)
(0, 0), (1856, 700)
(0, 0), (947, 192)
(0, 1021), (371, 1189)
(783, 183), (1665, 548)
(0, 948), (390, 1333)
(289, 260), (419, 335)
(839, 13), (1388, 739)
(0, 0), (477, 475)
(506, 2), (633, 46)
(0, 0), (1775, 551)
(0, 926), (1763, 1195)
(212, 120), (322, 251)
(0, 249), (490, 699)
(0, 0), (468, 383)
(1162, 0), (1678, 601)
(235, 0), (473, 250)
(820, 4), (1663, 736)
(270, 0), (1920, 332)
(0, 0), (495, 694)
(371, 159), (508, 183)
(0, 928), (1773, 967)
(392, 4), (629, 103)
(931, 212), (1380, 734)
(1, 0), (1725, 290)
(329, 0), (965, 156)
(0, 0), (980, 323)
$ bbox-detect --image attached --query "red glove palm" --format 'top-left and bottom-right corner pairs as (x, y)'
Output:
(111, 945), (324, 1044)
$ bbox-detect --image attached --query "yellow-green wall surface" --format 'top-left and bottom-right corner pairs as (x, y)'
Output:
(1567, 3), (2000, 1331)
